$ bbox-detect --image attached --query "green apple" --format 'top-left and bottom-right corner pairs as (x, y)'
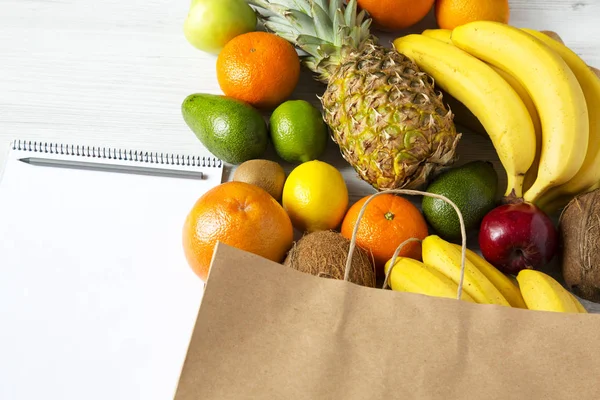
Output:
(183, 0), (257, 55)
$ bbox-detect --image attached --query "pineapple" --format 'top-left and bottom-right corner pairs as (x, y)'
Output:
(247, 0), (461, 191)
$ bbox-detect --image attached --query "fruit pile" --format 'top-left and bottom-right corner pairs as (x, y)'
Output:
(180, 0), (600, 313)
(183, 160), (587, 314)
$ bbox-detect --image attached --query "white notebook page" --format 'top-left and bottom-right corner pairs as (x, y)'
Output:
(0, 142), (223, 399)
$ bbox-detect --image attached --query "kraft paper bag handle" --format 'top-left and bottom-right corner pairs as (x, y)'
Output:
(344, 189), (468, 300)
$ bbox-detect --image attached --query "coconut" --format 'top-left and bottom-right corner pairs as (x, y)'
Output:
(559, 189), (600, 303)
(283, 230), (376, 288)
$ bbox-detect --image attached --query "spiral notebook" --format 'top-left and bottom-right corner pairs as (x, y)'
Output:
(0, 140), (224, 399)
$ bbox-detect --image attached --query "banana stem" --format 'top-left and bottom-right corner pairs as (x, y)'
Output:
(505, 174), (525, 199)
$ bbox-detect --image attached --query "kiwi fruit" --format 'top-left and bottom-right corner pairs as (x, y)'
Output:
(232, 159), (286, 201)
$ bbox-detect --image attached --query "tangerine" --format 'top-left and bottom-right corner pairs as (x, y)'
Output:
(182, 181), (294, 281)
(357, 0), (435, 31)
(435, 0), (510, 30)
(216, 31), (301, 110)
(341, 194), (429, 275)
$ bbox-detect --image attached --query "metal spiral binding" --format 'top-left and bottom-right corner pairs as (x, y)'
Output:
(11, 140), (222, 168)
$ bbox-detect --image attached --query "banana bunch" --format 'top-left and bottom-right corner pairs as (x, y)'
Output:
(393, 22), (600, 212)
(384, 235), (587, 313)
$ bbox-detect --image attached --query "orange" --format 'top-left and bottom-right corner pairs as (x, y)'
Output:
(357, 0), (435, 31)
(216, 31), (301, 110)
(340, 194), (429, 274)
(182, 181), (294, 282)
(435, 0), (510, 30)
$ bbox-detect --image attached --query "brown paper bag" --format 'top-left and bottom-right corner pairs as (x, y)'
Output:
(174, 242), (600, 400)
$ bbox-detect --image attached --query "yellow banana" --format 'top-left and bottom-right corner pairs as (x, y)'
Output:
(421, 235), (511, 306)
(452, 21), (589, 203)
(487, 63), (543, 193)
(520, 28), (600, 210)
(439, 89), (487, 135)
(393, 34), (536, 198)
(540, 30), (564, 44)
(568, 292), (588, 313)
(451, 244), (527, 308)
(421, 29), (453, 44)
(419, 29), (542, 185)
(420, 29), (486, 135)
(516, 269), (581, 313)
(421, 28), (542, 189)
(587, 180), (600, 192)
(384, 257), (476, 302)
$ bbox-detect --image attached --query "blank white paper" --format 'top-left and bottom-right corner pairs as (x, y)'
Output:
(0, 145), (222, 399)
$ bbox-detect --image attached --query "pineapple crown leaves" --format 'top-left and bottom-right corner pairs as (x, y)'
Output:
(246, 0), (377, 82)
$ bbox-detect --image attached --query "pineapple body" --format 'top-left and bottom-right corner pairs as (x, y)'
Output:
(321, 42), (460, 190)
(247, 0), (461, 191)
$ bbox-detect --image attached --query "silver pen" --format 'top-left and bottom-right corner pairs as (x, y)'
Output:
(19, 156), (205, 179)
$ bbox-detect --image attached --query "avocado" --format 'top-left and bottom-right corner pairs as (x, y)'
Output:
(422, 161), (498, 241)
(181, 93), (268, 164)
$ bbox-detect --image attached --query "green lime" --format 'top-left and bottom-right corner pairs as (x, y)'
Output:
(269, 100), (328, 163)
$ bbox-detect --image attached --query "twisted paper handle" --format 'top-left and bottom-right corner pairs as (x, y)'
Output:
(344, 190), (468, 301)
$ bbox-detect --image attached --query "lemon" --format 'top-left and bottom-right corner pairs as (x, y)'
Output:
(282, 160), (349, 232)
(269, 100), (328, 163)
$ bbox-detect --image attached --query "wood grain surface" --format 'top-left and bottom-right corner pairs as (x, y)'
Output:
(1, 0), (599, 310)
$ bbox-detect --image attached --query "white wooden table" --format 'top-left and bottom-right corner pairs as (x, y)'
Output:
(1, 0), (599, 311)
